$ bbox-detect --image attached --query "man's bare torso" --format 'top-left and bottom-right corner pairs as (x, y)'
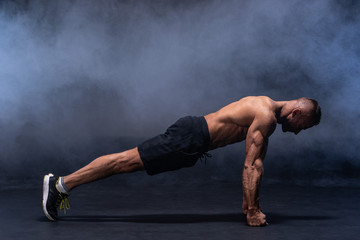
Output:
(205, 96), (278, 150)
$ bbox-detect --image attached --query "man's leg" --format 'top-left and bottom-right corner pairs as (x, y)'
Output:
(64, 147), (144, 190)
(42, 147), (145, 221)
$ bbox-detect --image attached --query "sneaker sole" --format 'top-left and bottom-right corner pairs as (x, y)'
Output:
(42, 173), (55, 221)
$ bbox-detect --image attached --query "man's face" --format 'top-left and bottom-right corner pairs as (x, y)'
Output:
(281, 113), (314, 135)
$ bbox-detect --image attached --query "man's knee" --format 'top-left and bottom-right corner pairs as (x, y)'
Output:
(112, 148), (145, 173)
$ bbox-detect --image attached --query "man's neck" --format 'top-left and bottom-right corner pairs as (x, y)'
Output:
(274, 101), (291, 124)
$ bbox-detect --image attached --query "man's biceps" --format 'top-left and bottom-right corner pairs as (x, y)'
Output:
(248, 133), (265, 147)
(248, 140), (267, 157)
(246, 143), (262, 159)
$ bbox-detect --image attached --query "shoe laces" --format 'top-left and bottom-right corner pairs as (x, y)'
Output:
(56, 193), (70, 214)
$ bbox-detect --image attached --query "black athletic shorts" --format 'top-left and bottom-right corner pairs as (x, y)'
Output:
(138, 116), (211, 175)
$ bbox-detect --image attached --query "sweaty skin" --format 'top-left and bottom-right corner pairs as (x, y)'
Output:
(205, 96), (277, 226)
(63, 96), (318, 227)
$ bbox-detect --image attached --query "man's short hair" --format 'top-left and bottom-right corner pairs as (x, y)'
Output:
(301, 97), (321, 125)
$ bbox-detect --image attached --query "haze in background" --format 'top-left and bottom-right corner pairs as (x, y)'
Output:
(0, 0), (359, 187)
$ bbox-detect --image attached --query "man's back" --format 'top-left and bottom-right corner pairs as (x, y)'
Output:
(205, 96), (277, 150)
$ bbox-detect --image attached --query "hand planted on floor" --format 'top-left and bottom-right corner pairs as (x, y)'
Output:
(246, 209), (268, 227)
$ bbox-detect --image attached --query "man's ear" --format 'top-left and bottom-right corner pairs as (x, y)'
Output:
(292, 108), (301, 117)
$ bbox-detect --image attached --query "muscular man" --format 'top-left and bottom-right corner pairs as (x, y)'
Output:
(42, 96), (321, 226)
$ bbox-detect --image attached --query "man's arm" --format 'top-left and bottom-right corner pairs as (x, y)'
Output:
(242, 126), (268, 226)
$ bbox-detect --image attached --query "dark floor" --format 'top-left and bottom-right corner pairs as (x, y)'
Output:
(0, 181), (359, 240)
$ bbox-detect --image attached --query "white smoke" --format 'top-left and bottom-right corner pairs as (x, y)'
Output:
(0, 0), (359, 186)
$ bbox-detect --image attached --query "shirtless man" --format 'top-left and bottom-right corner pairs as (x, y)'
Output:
(42, 96), (321, 226)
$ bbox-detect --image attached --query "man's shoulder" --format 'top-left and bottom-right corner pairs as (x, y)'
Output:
(251, 116), (277, 138)
(240, 96), (274, 111)
(253, 97), (276, 119)
(252, 99), (277, 137)
(243, 95), (273, 102)
(253, 96), (274, 107)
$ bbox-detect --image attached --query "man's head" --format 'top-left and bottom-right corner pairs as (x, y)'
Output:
(280, 97), (321, 135)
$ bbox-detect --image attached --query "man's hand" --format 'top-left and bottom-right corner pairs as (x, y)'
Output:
(246, 209), (268, 227)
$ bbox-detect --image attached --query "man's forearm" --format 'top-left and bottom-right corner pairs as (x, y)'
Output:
(242, 162), (268, 226)
(242, 158), (263, 211)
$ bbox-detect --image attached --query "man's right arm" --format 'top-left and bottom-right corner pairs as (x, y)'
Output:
(242, 123), (270, 226)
